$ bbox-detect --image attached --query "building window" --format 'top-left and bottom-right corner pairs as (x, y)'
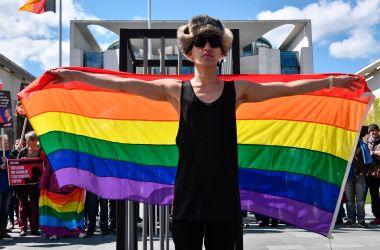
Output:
(280, 51), (300, 74)
(182, 66), (194, 75)
(84, 52), (104, 69)
(242, 37), (273, 57)
(242, 44), (253, 57)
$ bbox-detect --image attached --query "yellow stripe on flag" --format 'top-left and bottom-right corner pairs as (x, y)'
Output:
(30, 111), (355, 160)
(237, 119), (356, 161)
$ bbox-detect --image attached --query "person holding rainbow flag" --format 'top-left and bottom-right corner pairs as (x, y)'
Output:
(50, 14), (360, 250)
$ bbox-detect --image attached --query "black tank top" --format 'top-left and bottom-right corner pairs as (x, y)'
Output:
(173, 80), (241, 221)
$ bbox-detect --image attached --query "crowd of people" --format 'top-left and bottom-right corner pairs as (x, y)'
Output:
(334, 124), (380, 228)
(0, 131), (117, 240)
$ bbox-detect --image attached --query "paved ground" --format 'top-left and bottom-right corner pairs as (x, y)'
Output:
(1, 205), (380, 250)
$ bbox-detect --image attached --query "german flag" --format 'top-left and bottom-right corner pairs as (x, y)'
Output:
(19, 0), (55, 14)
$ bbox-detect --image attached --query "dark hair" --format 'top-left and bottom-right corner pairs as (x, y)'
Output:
(360, 126), (368, 138)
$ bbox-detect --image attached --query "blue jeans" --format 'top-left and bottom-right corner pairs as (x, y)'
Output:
(345, 175), (366, 223)
(0, 191), (12, 231)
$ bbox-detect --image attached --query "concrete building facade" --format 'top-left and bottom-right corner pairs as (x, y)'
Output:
(0, 53), (35, 105)
(357, 59), (380, 97)
(70, 19), (314, 74)
(0, 53), (35, 143)
(356, 59), (380, 124)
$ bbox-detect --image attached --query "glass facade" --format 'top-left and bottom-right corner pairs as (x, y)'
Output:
(88, 38), (300, 75)
(182, 66), (194, 75)
(242, 37), (273, 57)
(84, 52), (104, 69)
(280, 51), (300, 74)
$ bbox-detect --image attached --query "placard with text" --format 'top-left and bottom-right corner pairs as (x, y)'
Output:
(7, 158), (44, 186)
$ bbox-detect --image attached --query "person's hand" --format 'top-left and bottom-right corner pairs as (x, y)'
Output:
(48, 68), (79, 84)
(331, 75), (362, 91)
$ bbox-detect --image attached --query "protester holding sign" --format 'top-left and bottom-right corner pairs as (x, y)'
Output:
(14, 131), (43, 236)
(0, 135), (11, 239)
(7, 139), (25, 230)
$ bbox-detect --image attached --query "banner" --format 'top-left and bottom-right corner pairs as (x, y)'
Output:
(7, 158), (44, 186)
(0, 91), (12, 128)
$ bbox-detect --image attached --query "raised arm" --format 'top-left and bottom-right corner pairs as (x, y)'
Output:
(236, 75), (361, 104)
(49, 68), (182, 103)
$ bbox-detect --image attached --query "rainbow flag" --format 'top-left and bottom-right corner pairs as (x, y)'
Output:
(19, 67), (373, 237)
(39, 188), (85, 236)
(19, 0), (55, 14)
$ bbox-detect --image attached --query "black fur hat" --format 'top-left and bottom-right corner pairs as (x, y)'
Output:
(177, 15), (233, 57)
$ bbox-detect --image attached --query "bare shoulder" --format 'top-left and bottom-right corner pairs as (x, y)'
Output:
(234, 80), (260, 102)
(234, 79), (255, 88)
(152, 78), (182, 101)
(152, 78), (182, 87)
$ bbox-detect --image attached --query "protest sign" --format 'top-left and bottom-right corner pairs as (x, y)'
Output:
(0, 91), (12, 128)
(7, 158), (44, 186)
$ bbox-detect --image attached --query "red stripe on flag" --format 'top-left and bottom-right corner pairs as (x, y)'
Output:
(19, 0), (54, 14)
(33, 0), (46, 14)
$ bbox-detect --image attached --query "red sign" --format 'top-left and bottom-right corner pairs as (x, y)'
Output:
(7, 158), (44, 186)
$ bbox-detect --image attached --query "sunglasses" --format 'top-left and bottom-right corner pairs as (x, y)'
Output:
(192, 36), (222, 49)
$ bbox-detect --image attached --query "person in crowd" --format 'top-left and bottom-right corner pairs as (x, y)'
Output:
(14, 131), (42, 236)
(7, 191), (18, 231)
(10, 139), (24, 159)
(7, 139), (25, 231)
(50, 14), (360, 249)
(39, 161), (86, 240)
(344, 127), (372, 228)
(366, 124), (380, 225)
(0, 135), (11, 239)
(85, 192), (109, 236)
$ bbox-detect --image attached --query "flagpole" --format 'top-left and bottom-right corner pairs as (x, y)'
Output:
(59, 0), (62, 67)
(148, 0), (152, 60)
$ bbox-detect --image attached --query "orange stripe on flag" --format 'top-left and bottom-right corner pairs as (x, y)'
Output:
(22, 88), (178, 121)
(236, 95), (366, 131)
(23, 87), (365, 131)
(19, 0), (45, 14)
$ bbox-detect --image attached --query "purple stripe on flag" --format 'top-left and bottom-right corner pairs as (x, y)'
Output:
(55, 168), (174, 203)
(40, 226), (83, 236)
(240, 190), (333, 236)
(55, 168), (334, 235)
